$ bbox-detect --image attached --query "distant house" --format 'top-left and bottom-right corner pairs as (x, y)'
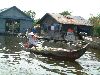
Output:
(38, 13), (93, 41)
(0, 6), (33, 34)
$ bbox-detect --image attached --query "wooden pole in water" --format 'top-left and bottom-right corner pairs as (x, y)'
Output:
(12, 21), (14, 35)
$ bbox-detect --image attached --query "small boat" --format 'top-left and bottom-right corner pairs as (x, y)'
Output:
(29, 43), (90, 61)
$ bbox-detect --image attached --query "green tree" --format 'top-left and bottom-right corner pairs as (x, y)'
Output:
(59, 11), (72, 16)
(33, 18), (40, 26)
(93, 26), (100, 36)
(24, 10), (36, 26)
(89, 14), (100, 36)
(24, 10), (36, 19)
(89, 14), (100, 26)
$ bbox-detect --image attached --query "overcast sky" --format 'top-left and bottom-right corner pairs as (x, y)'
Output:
(0, 0), (100, 19)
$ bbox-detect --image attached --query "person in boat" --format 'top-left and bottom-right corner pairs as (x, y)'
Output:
(24, 32), (38, 49)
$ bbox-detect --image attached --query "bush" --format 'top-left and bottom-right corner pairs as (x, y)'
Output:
(93, 26), (100, 36)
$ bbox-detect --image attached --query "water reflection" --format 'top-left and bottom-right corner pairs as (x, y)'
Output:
(0, 35), (100, 75)
(77, 50), (100, 75)
(89, 49), (100, 61)
(37, 57), (83, 75)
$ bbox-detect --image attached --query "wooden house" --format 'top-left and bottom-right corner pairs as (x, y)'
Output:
(38, 13), (93, 41)
(0, 6), (33, 34)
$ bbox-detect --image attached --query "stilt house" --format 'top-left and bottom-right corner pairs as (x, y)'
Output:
(0, 6), (33, 34)
(38, 13), (93, 41)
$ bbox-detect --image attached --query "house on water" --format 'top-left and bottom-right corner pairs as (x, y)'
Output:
(0, 6), (33, 34)
(38, 13), (93, 41)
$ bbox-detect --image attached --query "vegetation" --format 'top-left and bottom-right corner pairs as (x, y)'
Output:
(24, 10), (36, 20)
(93, 26), (100, 36)
(89, 14), (100, 36)
(24, 10), (38, 26)
(89, 14), (100, 26)
(59, 11), (72, 16)
(33, 19), (40, 26)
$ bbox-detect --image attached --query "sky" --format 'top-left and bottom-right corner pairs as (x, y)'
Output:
(0, 0), (100, 19)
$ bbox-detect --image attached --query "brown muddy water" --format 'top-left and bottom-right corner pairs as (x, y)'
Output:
(0, 35), (100, 75)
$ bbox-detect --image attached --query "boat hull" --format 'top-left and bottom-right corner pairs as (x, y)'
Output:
(30, 43), (89, 61)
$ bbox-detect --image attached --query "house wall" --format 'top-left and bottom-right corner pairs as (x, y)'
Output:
(0, 19), (33, 33)
(0, 6), (33, 33)
(41, 16), (58, 26)
(77, 25), (92, 35)
(20, 20), (33, 32)
(40, 16), (60, 32)
(0, 18), (5, 33)
(61, 24), (93, 36)
(62, 24), (76, 32)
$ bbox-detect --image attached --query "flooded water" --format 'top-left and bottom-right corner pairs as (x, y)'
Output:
(0, 35), (100, 75)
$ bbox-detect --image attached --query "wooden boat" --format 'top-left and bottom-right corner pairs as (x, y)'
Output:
(29, 43), (90, 61)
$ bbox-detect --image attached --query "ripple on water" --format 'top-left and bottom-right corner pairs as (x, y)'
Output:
(0, 35), (100, 75)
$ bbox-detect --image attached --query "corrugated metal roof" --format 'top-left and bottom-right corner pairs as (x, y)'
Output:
(0, 8), (8, 13)
(0, 6), (33, 21)
(48, 13), (92, 26)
